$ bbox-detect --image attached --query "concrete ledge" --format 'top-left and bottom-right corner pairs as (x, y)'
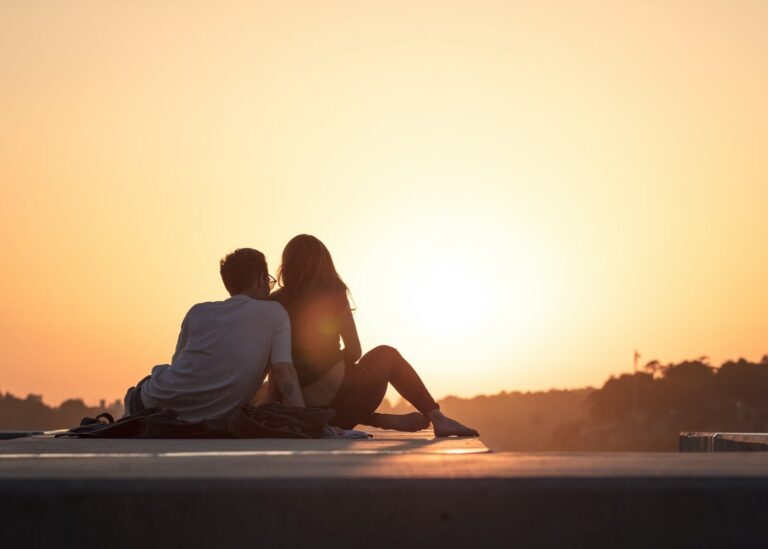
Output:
(680, 432), (768, 452)
(0, 431), (42, 440)
(3, 476), (768, 548)
(4, 433), (768, 548)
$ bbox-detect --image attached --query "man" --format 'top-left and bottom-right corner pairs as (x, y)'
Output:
(123, 248), (305, 421)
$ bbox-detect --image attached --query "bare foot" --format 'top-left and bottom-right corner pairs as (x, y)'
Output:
(428, 410), (479, 437)
(373, 412), (430, 432)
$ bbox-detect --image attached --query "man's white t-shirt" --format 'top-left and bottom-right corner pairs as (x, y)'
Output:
(141, 295), (292, 422)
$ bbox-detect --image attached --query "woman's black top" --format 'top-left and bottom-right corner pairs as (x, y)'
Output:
(268, 286), (348, 387)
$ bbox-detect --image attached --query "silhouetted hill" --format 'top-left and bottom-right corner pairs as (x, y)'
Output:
(550, 355), (768, 451)
(381, 355), (768, 451)
(0, 393), (123, 431)
(379, 389), (592, 451)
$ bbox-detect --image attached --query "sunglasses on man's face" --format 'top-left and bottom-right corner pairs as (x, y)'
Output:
(267, 274), (277, 290)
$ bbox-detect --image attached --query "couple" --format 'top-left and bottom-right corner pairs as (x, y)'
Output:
(124, 235), (478, 437)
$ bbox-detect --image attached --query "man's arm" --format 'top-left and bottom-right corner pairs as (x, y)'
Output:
(170, 309), (192, 364)
(269, 362), (305, 407)
(268, 305), (304, 407)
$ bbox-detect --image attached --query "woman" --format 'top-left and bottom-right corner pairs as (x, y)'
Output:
(269, 234), (478, 437)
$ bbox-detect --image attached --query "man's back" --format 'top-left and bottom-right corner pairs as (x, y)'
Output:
(141, 295), (292, 422)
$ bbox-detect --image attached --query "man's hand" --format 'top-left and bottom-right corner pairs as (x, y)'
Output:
(269, 362), (306, 408)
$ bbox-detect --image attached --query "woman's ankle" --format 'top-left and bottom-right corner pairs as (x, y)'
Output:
(365, 413), (383, 427)
(427, 409), (445, 423)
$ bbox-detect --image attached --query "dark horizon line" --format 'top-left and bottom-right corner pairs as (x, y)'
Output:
(5, 353), (767, 409)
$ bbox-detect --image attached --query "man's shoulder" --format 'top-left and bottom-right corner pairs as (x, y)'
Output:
(259, 299), (289, 319)
(237, 297), (288, 318)
(186, 299), (221, 314)
(187, 296), (287, 314)
(183, 298), (241, 321)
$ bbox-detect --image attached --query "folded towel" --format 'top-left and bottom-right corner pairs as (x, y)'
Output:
(322, 425), (372, 439)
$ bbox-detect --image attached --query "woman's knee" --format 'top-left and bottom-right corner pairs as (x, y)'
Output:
(359, 345), (399, 382)
(369, 345), (399, 360)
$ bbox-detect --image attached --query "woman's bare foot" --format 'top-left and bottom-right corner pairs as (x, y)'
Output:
(428, 409), (479, 437)
(372, 412), (430, 432)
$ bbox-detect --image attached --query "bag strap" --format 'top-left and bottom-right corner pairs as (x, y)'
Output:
(79, 412), (115, 426)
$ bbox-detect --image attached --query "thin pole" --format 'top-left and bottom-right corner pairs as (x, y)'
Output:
(633, 349), (640, 419)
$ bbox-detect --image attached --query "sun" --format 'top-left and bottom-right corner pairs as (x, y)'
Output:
(401, 258), (492, 339)
(378, 224), (562, 354)
(348, 203), (565, 375)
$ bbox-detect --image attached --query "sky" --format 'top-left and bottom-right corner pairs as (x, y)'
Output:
(1, 1), (767, 406)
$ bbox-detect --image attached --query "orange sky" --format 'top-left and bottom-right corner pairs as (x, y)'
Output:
(1, 1), (767, 406)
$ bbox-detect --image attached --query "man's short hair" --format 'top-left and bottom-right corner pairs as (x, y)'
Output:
(219, 248), (267, 295)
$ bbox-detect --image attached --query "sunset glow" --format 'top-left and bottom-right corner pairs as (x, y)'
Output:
(1, 1), (767, 405)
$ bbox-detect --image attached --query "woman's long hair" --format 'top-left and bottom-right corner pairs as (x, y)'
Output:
(277, 235), (351, 302)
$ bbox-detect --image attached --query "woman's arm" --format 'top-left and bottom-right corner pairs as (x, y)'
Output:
(340, 305), (362, 364)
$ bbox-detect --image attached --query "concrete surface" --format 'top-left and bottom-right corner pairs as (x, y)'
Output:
(3, 430), (768, 549)
(680, 431), (768, 452)
(0, 431), (43, 440)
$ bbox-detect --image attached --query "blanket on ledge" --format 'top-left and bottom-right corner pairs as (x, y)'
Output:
(55, 403), (335, 439)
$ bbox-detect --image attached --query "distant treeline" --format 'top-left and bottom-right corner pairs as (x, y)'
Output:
(382, 355), (768, 451)
(0, 393), (123, 431)
(382, 388), (593, 451)
(5, 355), (768, 449)
(552, 355), (768, 451)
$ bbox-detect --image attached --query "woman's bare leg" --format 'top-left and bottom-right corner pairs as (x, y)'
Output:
(364, 346), (478, 436)
(367, 412), (430, 431)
